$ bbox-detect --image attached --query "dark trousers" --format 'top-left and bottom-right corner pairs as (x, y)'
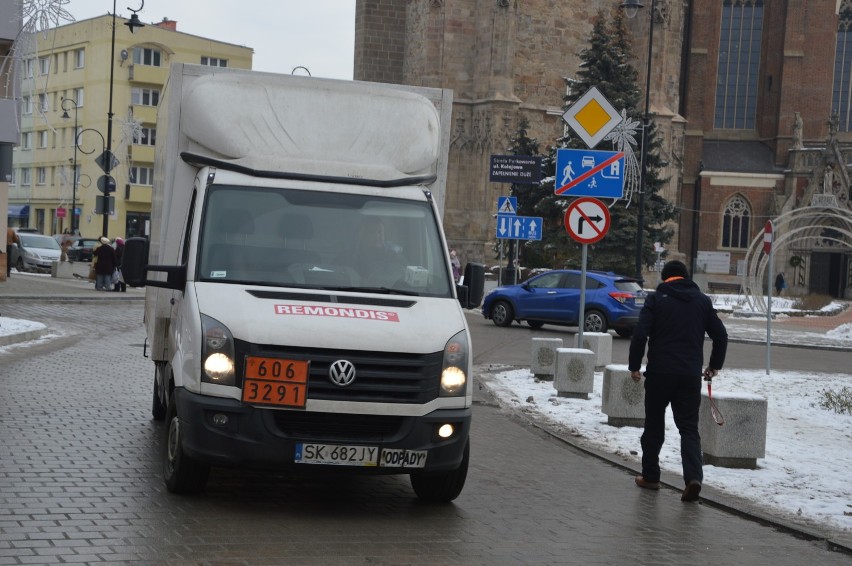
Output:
(640, 372), (703, 486)
(6, 245), (11, 275)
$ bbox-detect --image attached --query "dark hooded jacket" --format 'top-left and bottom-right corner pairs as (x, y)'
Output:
(628, 277), (728, 377)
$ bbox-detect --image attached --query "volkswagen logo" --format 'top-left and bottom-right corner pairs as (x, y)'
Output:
(329, 360), (356, 387)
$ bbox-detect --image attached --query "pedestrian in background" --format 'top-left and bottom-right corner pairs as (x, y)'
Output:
(450, 249), (461, 281)
(93, 236), (116, 291)
(774, 272), (786, 295)
(628, 260), (728, 502)
(6, 226), (17, 277)
(113, 237), (126, 292)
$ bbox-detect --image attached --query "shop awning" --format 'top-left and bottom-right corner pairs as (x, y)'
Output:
(8, 205), (29, 218)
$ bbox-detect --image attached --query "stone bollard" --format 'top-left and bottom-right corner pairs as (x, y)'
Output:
(573, 331), (612, 370)
(699, 390), (767, 469)
(553, 348), (595, 399)
(601, 364), (645, 427)
(530, 337), (563, 381)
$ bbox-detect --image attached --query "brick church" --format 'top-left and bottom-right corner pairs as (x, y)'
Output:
(354, 0), (852, 298)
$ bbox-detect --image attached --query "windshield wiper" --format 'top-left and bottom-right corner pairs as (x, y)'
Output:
(325, 286), (421, 296)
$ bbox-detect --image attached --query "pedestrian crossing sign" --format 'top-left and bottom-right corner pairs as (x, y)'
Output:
(497, 196), (517, 215)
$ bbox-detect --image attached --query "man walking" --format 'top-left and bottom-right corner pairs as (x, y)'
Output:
(628, 260), (728, 502)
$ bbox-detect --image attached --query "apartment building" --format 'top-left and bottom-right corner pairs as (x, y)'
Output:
(10, 15), (252, 239)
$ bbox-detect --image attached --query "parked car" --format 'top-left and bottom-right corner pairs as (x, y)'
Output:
(65, 238), (99, 262)
(10, 233), (62, 272)
(481, 269), (646, 337)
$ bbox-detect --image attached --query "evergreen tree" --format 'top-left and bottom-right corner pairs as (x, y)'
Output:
(514, 8), (676, 278)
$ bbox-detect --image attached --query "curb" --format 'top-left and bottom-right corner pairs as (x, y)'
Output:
(0, 327), (49, 347)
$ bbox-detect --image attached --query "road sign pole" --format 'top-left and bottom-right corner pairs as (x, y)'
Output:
(578, 244), (588, 346)
(765, 220), (773, 376)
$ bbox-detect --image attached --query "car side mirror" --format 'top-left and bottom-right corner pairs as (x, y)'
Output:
(457, 262), (485, 309)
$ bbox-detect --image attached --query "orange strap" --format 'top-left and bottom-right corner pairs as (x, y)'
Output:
(663, 276), (684, 283)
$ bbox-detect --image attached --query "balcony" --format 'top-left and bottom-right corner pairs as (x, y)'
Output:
(131, 105), (157, 124)
(123, 183), (152, 203)
(127, 64), (168, 85)
(129, 144), (155, 163)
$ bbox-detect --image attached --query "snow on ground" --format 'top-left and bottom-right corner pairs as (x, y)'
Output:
(481, 366), (852, 535)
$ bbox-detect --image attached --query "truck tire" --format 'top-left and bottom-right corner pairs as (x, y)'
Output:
(163, 395), (210, 494)
(410, 440), (469, 503)
(151, 372), (166, 421)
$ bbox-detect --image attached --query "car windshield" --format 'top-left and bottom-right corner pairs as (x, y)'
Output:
(196, 185), (453, 297)
(19, 234), (61, 250)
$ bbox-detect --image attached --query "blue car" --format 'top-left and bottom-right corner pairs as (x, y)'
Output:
(482, 269), (647, 337)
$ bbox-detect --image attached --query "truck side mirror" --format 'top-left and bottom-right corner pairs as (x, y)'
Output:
(457, 262), (485, 309)
(122, 237), (149, 287)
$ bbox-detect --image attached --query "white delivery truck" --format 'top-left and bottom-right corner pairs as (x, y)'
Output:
(122, 64), (484, 502)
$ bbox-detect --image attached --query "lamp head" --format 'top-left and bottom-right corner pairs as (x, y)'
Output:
(62, 110), (70, 119)
(620, 0), (644, 19)
(125, 13), (145, 33)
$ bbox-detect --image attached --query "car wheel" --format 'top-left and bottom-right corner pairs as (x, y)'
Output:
(490, 300), (514, 327)
(583, 309), (608, 333)
(163, 394), (210, 494)
(410, 440), (469, 503)
(614, 327), (634, 338)
(527, 320), (544, 329)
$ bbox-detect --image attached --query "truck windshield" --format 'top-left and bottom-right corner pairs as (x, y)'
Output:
(196, 185), (453, 297)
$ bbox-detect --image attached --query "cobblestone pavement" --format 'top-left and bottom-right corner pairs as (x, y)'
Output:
(0, 278), (850, 564)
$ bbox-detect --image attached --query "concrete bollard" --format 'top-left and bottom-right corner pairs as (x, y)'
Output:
(51, 261), (75, 279)
(553, 348), (595, 399)
(601, 364), (645, 427)
(573, 331), (612, 369)
(700, 390), (767, 469)
(530, 337), (563, 381)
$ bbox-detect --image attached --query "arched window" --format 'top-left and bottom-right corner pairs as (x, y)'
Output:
(714, 0), (764, 129)
(721, 195), (751, 248)
(834, 0), (852, 130)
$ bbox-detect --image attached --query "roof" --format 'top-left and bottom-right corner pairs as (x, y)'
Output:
(701, 140), (785, 174)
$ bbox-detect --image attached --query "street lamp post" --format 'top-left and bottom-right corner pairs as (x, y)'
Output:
(102, 0), (145, 238)
(621, 0), (655, 284)
(60, 98), (79, 233)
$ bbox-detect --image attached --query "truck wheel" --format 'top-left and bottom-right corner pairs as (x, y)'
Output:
(490, 301), (514, 327)
(583, 309), (607, 333)
(163, 395), (210, 494)
(410, 440), (469, 503)
(151, 372), (166, 421)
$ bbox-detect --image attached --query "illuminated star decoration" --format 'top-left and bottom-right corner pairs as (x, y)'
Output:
(117, 111), (144, 171)
(23, 0), (74, 36)
(603, 109), (641, 208)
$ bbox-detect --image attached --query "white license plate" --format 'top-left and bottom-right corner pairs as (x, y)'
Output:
(294, 443), (428, 468)
(635, 298), (645, 306)
(295, 443), (378, 466)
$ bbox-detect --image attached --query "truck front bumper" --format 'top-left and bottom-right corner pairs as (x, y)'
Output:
(174, 388), (471, 473)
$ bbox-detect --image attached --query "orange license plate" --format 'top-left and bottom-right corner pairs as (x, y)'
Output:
(242, 357), (309, 408)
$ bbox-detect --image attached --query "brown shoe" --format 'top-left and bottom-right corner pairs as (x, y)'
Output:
(634, 475), (660, 490)
(681, 480), (702, 502)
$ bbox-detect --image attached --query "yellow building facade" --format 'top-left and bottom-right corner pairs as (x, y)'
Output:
(10, 15), (252, 239)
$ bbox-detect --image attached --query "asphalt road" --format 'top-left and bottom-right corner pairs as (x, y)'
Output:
(0, 298), (849, 564)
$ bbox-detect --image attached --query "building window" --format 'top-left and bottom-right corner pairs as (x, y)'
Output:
(131, 87), (160, 107)
(130, 166), (154, 185)
(38, 93), (48, 112)
(74, 48), (85, 68)
(201, 56), (228, 68)
(833, 2), (852, 130)
(136, 126), (156, 146)
(21, 168), (31, 186)
(22, 95), (32, 114)
(39, 57), (50, 75)
(132, 47), (162, 67)
(25, 59), (34, 77)
(9, 169), (16, 185)
(714, 0), (764, 129)
(36, 167), (46, 185)
(721, 195), (752, 249)
(21, 132), (32, 149)
(73, 88), (84, 107)
(38, 130), (48, 148)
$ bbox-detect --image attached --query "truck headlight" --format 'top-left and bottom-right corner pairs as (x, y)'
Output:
(440, 330), (468, 396)
(201, 314), (235, 385)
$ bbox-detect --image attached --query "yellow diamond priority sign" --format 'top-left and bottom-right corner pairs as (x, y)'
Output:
(562, 86), (622, 149)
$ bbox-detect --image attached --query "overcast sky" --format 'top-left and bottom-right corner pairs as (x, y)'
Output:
(52, 0), (356, 79)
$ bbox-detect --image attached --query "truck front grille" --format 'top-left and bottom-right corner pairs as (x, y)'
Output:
(235, 341), (442, 404)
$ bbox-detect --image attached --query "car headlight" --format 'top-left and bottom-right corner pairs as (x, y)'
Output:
(440, 330), (469, 396)
(201, 314), (235, 385)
